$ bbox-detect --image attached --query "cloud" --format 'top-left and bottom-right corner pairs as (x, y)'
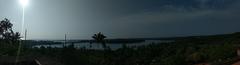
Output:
(114, 0), (240, 24)
(100, 0), (240, 38)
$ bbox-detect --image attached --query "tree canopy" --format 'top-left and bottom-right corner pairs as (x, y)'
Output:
(0, 18), (20, 44)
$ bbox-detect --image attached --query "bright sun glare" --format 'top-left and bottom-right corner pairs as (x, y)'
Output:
(19, 0), (29, 7)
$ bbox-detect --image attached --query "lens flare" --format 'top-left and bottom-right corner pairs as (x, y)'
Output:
(16, 0), (29, 63)
(21, 8), (25, 37)
(20, 0), (29, 7)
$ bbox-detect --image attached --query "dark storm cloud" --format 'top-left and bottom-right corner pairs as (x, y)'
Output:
(29, 0), (240, 39)
(95, 0), (240, 38)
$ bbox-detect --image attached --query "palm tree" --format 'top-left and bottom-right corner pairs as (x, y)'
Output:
(92, 32), (107, 50)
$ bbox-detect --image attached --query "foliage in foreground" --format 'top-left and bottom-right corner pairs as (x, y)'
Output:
(30, 34), (240, 65)
(1, 18), (240, 65)
(0, 18), (20, 56)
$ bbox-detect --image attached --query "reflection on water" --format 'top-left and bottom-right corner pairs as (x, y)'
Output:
(32, 40), (172, 50)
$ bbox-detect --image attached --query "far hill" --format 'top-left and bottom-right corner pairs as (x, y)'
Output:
(24, 32), (240, 46)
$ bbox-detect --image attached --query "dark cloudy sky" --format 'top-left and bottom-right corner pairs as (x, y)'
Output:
(0, 0), (240, 40)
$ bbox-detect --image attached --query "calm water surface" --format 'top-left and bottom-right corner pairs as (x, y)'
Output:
(33, 40), (172, 50)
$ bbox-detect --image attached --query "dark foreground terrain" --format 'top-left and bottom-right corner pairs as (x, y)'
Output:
(1, 32), (240, 65)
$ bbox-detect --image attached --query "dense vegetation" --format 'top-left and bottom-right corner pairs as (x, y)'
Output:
(0, 18), (20, 56)
(1, 18), (240, 65)
(25, 32), (240, 65)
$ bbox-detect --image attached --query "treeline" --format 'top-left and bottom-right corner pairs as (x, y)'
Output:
(23, 40), (62, 47)
(29, 32), (240, 65)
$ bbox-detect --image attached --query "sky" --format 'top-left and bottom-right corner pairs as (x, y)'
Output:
(0, 0), (240, 40)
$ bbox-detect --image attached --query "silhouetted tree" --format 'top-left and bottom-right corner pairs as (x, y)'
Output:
(0, 18), (21, 46)
(92, 32), (107, 50)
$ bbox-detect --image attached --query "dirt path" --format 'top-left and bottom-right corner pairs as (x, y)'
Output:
(233, 61), (240, 65)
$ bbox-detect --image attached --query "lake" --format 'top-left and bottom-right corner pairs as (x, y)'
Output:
(32, 40), (173, 50)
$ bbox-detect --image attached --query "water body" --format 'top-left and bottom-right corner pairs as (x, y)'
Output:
(32, 40), (173, 50)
